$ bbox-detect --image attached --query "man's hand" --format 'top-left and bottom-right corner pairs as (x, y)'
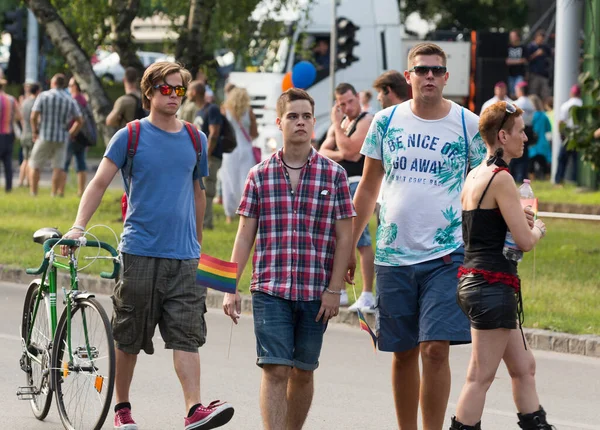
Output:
(330, 105), (343, 125)
(344, 252), (357, 285)
(223, 291), (242, 324)
(524, 206), (535, 229)
(316, 287), (341, 323)
(60, 228), (85, 256)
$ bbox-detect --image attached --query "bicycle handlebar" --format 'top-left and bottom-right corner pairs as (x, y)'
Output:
(25, 238), (121, 280)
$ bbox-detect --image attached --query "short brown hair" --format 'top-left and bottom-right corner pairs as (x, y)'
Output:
(479, 102), (524, 146)
(188, 80), (205, 98)
(407, 42), (447, 67)
(124, 67), (139, 85)
(276, 88), (315, 117)
(140, 62), (192, 110)
(373, 70), (409, 100)
(335, 82), (357, 96)
(52, 73), (66, 89)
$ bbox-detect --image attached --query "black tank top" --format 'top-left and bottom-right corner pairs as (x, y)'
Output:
(338, 112), (367, 177)
(462, 168), (517, 275)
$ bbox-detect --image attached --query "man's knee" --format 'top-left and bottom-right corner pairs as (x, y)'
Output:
(290, 368), (313, 385)
(420, 341), (449, 365)
(393, 347), (420, 367)
(263, 364), (291, 384)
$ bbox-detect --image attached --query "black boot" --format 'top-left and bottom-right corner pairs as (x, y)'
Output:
(450, 416), (482, 430)
(517, 406), (556, 429)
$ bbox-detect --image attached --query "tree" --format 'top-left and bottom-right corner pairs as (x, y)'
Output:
(174, 0), (303, 80)
(400, 0), (528, 32)
(109, 0), (144, 73)
(24, 0), (112, 126)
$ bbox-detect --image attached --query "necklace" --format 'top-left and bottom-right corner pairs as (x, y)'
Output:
(281, 155), (308, 170)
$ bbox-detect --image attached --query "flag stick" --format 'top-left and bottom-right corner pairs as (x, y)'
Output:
(227, 319), (234, 359)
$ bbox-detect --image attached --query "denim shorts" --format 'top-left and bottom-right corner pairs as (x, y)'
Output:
(375, 247), (471, 352)
(252, 292), (327, 371)
(349, 180), (372, 248)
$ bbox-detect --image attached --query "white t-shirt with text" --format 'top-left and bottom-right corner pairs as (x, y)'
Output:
(361, 100), (486, 266)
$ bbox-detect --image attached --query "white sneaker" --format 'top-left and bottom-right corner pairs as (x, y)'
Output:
(339, 290), (349, 306)
(348, 292), (376, 314)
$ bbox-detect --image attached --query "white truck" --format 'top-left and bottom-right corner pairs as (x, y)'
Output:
(227, 0), (471, 156)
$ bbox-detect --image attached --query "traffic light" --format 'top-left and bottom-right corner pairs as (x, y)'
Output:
(336, 17), (359, 69)
(3, 8), (26, 41)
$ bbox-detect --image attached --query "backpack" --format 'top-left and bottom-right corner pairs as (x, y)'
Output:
(127, 93), (148, 120)
(219, 114), (237, 153)
(79, 104), (98, 146)
(120, 119), (203, 222)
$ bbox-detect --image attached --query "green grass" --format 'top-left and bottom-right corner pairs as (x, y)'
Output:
(529, 179), (600, 206)
(1, 185), (599, 335)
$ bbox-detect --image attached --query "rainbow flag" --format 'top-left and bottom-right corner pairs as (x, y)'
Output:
(356, 309), (377, 351)
(196, 254), (237, 294)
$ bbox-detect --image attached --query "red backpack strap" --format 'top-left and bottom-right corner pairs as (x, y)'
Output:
(123, 120), (141, 194)
(183, 121), (201, 161)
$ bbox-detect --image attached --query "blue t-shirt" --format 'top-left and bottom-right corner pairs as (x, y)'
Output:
(105, 119), (209, 259)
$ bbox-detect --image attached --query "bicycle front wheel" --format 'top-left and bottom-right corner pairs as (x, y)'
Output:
(52, 297), (115, 430)
(21, 281), (53, 420)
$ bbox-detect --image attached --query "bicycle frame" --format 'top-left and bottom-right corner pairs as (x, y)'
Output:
(24, 238), (120, 388)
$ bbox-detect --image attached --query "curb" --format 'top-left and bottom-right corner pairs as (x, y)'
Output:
(2, 265), (599, 359)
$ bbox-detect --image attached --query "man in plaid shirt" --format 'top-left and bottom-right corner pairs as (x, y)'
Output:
(223, 88), (355, 429)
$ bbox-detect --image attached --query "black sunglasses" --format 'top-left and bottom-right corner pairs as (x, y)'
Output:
(498, 102), (517, 133)
(153, 84), (187, 97)
(408, 66), (447, 77)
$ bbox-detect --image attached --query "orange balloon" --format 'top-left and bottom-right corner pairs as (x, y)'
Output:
(281, 71), (294, 92)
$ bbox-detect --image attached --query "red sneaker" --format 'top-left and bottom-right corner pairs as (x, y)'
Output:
(184, 401), (234, 429)
(114, 407), (138, 429)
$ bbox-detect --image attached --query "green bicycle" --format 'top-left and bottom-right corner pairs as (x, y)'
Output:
(18, 227), (120, 430)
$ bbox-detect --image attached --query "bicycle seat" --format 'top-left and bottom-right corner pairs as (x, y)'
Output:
(33, 227), (63, 245)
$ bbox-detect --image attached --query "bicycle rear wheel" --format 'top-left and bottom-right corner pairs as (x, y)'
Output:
(53, 297), (115, 430)
(21, 281), (53, 420)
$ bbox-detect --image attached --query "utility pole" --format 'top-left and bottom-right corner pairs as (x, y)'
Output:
(25, 9), (39, 84)
(329, 0), (337, 101)
(551, 0), (583, 183)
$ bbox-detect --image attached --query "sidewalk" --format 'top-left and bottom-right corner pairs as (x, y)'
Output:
(2, 265), (599, 358)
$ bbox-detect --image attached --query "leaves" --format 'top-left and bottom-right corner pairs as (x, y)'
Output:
(400, 0), (528, 32)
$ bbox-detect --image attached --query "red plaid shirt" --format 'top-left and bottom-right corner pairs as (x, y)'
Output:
(237, 148), (356, 301)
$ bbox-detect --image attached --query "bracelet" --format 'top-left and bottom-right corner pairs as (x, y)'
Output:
(324, 287), (342, 295)
(70, 224), (86, 232)
(535, 225), (546, 237)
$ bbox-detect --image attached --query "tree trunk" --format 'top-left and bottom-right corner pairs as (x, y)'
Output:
(109, 0), (144, 74)
(176, 0), (216, 77)
(25, 0), (112, 126)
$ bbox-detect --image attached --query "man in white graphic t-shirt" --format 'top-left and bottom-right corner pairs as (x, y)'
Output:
(347, 42), (486, 430)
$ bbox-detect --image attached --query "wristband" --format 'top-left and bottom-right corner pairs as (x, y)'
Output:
(324, 287), (342, 295)
(70, 224), (86, 232)
(535, 225), (546, 237)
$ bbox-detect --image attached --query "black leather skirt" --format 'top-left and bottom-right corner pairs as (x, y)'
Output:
(456, 273), (518, 330)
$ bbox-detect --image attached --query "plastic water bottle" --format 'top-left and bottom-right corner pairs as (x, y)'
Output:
(503, 180), (535, 262)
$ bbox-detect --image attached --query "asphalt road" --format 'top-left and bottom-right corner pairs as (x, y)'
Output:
(1, 281), (599, 430)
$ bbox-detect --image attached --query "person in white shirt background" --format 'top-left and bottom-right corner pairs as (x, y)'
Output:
(479, 81), (513, 115)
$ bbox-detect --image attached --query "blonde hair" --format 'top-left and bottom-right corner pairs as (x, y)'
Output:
(528, 94), (545, 111)
(223, 87), (251, 121)
(140, 61), (192, 110)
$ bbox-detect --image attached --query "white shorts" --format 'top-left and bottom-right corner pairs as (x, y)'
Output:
(29, 139), (67, 170)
